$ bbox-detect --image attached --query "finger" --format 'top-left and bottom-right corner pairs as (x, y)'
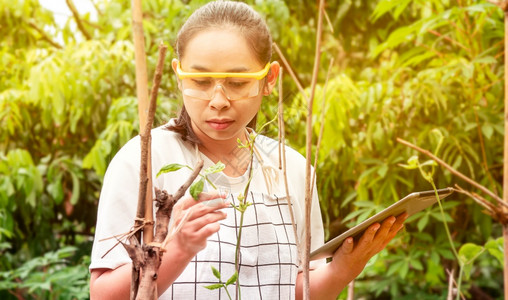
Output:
(375, 216), (397, 239)
(393, 212), (409, 228)
(175, 192), (223, 210)
(185, 210), (227, 231)
(194, 220), (223, 237)
(339, 237), (354, 255)
(359, 223), (381, 245)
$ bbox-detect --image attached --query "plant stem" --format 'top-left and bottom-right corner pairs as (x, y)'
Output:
(224, 284), (233, 300)
(429, 181), (459, 260)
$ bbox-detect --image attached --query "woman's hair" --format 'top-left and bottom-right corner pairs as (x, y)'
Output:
(167, 0), (273, 144)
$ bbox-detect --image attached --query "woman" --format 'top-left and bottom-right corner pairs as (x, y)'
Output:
(89, 1), (407, 299)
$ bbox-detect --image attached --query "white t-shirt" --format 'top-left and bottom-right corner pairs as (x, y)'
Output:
(90, 123), (325, 299)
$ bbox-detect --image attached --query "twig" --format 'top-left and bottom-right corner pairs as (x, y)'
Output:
(445, 269), (466, 300)
(346, 280), (354, 300)
(139, 42), (168, 244)
(273, 42), (309, 101)
(311, 58), (333, 196)
(323, 7), (334, 34)
(278, 67), (301, 258)
(396, 138), (504, 205)
(427, 29), (470, 53)
(446, 268), (454, 300)
(453, 185), (508, 222)
(303, 1), (325, 299)
(27, 21), (63, 49)
(65, 0), (92, 40)
(155, 160), (204, 246)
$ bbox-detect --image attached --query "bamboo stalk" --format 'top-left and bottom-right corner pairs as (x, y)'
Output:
(131, 0), (151, 240)
(132, 0), (150, 133)
(130, 0), (149, 297)
(503, 5), (508, 300)
(502, 5), (508, 300)
(302, 1), (325, 299)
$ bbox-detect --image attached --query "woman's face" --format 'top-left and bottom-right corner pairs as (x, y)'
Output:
(172, 28), (278, 143)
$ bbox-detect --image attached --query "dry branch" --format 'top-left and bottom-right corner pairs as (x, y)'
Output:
(396, 137), (505, 206)
(28, 21), (63, 49)
(302, 1), (325, 298)
(129, 44), (166, 298)
(311, 58), (334, 196)
(278, 67), (301, 257)
(65, 0), (92, 40)
(273, 43), (308, 101)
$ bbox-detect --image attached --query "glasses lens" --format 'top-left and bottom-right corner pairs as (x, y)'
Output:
(181, 77), (260, 101)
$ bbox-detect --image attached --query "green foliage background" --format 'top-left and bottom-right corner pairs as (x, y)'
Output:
(0, 0), (505, 298)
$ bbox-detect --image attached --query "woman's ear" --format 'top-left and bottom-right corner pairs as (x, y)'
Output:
(171, 58), (182, 90)
(263, 61), (280, 95)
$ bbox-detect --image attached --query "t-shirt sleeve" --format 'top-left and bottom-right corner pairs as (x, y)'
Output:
(89, 138), (141, 271)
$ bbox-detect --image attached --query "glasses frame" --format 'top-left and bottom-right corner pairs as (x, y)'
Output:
(175, 61), (271, 80)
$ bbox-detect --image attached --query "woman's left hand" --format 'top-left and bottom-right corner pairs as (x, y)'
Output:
(329, 213), (409, 280)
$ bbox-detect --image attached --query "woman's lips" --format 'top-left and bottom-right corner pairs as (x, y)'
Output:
(207, 119), (234, 130)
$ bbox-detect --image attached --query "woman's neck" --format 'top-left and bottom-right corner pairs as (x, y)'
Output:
(197, 130), (252, 178)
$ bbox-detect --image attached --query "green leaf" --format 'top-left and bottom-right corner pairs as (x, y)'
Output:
(156, 163), (187, 178)
(190, 178), (204, 200)
(70, 171), (80, 205)
(485, 238), (504, 265)
(481, 123), (494, 140)
(410, 259), (423, 271)
(416, 213), (429, 232)
(211, 266), (221, 280)
(203, 161), (226, 176)
(377, 164), (388, 178)
(225, 271), (238, 286)
(458, 243), (484, 266)
(204, 283), (224, 290)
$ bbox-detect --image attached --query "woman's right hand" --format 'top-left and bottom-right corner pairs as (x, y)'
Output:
(168, 192), (229, 255)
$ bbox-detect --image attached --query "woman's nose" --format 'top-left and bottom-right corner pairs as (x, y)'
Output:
(209, 85), (231, 110)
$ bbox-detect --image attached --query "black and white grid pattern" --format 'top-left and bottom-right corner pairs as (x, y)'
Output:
(165, 192), (298, 300)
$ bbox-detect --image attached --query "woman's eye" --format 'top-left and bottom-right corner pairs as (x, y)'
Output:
(192, 79), (212, 86)
(227, 81), (248, 88)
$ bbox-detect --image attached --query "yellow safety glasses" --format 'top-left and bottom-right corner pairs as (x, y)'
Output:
(175, 61), (271, 101)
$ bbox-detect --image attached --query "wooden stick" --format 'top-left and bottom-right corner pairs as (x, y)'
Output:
(303, 1), (325, 299)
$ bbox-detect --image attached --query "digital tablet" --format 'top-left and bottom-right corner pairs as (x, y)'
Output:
(310, 188), (454, 261)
